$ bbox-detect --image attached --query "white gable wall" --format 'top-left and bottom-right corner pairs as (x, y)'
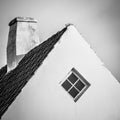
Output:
(3, 25), (120, 120)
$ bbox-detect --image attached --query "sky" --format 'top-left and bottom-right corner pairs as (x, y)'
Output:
(0, 0), (120, 81)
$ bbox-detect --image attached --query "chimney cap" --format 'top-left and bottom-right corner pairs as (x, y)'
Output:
(9, 17), (37, 26)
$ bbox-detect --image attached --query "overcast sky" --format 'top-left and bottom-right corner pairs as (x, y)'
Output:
(0, 0), (120, 81)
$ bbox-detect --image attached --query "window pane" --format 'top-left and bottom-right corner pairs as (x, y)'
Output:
(75, 80), (85, 91)
(68, 73), (78, 84)
(68, 87), (79, 98)
(62, 80), (72, 91)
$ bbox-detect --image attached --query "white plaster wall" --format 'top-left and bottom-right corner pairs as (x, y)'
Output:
(3, 26), (120, 120)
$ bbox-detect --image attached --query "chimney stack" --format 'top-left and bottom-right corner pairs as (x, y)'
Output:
(7, 17), (40, 72)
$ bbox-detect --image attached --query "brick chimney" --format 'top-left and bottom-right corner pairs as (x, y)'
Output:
(7, 17), (40, 72)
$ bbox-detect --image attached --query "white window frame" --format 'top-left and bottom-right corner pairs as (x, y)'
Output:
(61, 68), (91, 102)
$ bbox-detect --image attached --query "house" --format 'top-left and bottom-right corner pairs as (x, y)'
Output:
(0, 17), (120, 120)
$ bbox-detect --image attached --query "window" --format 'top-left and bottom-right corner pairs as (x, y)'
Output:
(61, 68), (90, 102)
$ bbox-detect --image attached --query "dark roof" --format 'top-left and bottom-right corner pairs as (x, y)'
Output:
(0, 65), (7, 81)
(0, 26), (67, 118)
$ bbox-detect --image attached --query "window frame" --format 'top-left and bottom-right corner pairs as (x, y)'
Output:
(61, 68), (91, 102)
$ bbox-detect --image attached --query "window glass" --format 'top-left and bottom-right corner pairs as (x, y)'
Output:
(69, 87), (79, 98)
(68, 73), (78, 84)
(62, 80), (72, 91)
(75, 80), (85, 91)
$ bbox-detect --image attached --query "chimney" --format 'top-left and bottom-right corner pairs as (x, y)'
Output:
(7, 17), (40, 72)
